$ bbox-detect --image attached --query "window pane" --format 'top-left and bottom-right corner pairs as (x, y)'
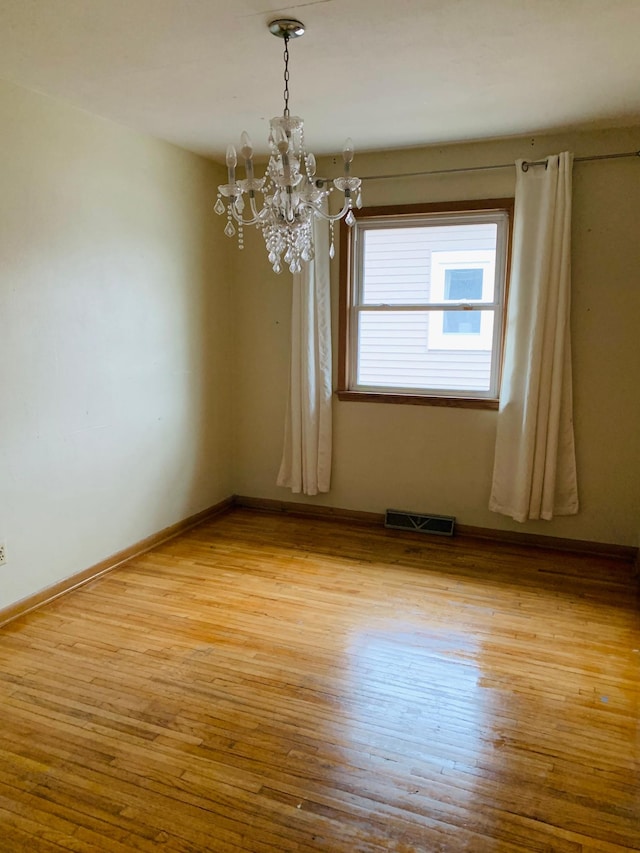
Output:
(445, 268), (483, 300)
(443, 311), (481, 334)
(362, 228), (431, 305)
(362, 223), (497, 306)
(357, 310), (493, 392)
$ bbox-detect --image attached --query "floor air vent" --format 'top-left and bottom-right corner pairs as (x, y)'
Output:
(385, 509), (456, 536)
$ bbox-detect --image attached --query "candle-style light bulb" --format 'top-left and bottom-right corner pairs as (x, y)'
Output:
(226, 144), (237, 183)
(342, 138), (355, 172)
(273, 124), (289, 155)
(226, 144), (237, 168)
(240, 132), (254, 180)
(240, 132), (253, 160)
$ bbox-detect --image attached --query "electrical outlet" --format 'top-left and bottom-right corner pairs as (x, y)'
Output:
(0, 543), (5, 566)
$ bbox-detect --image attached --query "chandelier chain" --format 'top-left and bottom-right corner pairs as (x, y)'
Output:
(283, 35), (290, 118)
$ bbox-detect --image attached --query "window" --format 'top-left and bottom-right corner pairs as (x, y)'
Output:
(338, 199), (513, 408)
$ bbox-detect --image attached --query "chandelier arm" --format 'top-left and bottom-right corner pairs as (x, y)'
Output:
(298, 198), (353, 223)
(228, 205), (262, 227)
(249, 196), (261, 219)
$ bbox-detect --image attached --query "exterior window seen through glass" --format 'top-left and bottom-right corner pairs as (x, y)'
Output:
(443, 268), (483, 334)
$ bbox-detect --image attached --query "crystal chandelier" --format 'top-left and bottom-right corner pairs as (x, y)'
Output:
(215, 19), (362, 275)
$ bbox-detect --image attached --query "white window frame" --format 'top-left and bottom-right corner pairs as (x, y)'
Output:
(338, 200), (513, 409)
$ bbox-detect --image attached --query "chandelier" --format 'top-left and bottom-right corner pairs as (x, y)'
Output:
(215, 19), (362, 275)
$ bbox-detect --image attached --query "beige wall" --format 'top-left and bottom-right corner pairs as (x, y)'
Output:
(0, 80), (233, 610)
(233, 126), (640, 547)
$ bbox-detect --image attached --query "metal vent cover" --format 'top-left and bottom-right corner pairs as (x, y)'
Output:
(385, 509), (456, 536)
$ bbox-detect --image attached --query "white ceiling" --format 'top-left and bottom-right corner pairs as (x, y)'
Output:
(1, 0), (640, 162)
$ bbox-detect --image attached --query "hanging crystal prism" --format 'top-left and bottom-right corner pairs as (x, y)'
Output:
(214, 197), (225, 215)
(345, 209), (356, 227)
(224, 220), (236, 238)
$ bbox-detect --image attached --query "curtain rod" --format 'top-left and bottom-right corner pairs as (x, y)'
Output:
(360, 149), (640, 182)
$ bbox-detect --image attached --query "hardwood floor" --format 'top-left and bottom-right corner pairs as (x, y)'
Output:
(0, 508), (638, 852)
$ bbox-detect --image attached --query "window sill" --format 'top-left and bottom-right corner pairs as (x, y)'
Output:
(335, 390), (499, 410)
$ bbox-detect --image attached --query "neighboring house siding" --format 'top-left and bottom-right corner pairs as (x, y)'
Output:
(359, 337), (493, 390)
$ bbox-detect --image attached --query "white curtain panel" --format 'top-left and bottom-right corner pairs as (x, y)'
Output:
(490, 152), (579, 522)
(277, 218), (332, 495)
